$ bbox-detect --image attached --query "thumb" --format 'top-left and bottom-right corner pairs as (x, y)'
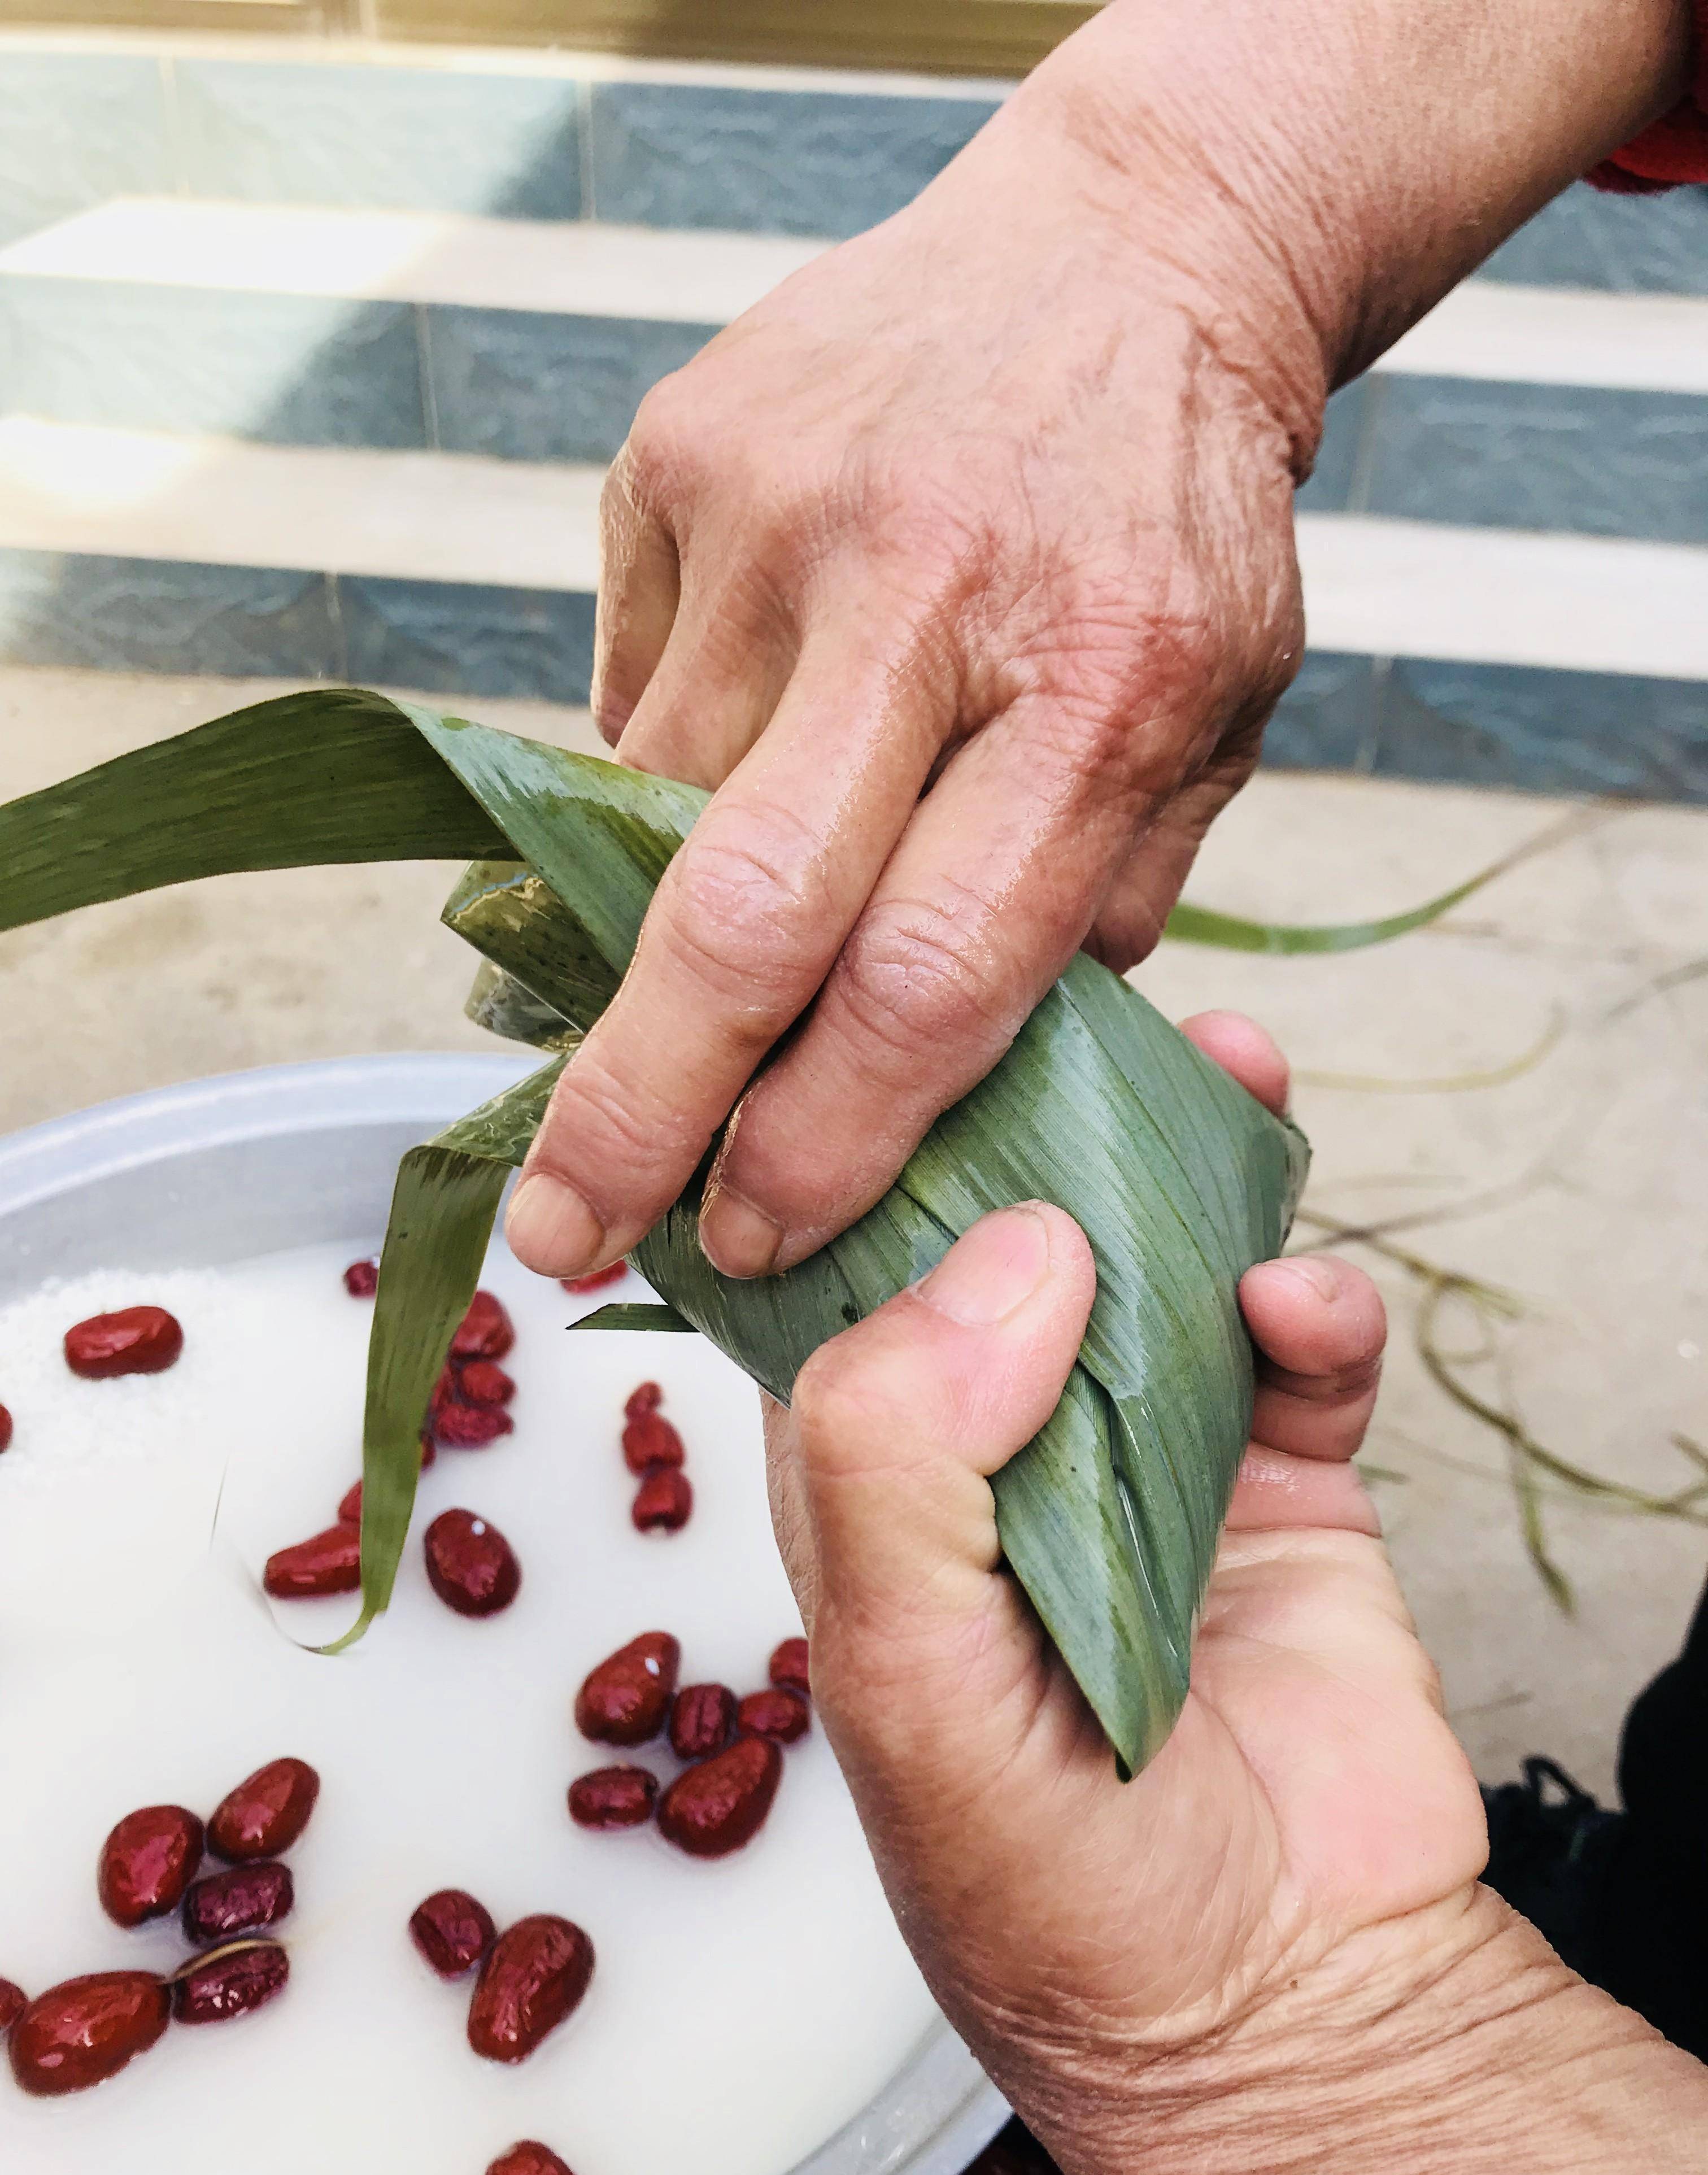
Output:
(772, 1204), (1094, 1760)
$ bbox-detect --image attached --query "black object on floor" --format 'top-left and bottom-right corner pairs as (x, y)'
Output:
(964, 2117), (1062, 2173)
(1484, 1566), (1708, 2065)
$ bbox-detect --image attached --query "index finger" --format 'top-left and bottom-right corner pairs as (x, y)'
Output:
(504, 635), (946, 1279)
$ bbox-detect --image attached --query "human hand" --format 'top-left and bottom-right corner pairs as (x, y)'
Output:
(504, 0), (1690, 1293)
(764, 1015), (1708, 2172)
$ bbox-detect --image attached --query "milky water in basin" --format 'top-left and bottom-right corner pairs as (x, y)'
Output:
(0, 1240), (938, 2175)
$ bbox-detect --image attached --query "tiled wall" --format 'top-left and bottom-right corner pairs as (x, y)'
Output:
(0, 49), (999, 244)
(1, 40), (1705, 803)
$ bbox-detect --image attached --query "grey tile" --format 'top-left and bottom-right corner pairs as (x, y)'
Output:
(1296, 382), (1369, 514)
(1375, 656), (1708, 803)
(1262, 652), (1380, 772)
(175, 61), (580, 219)
(425, 305), (711, 463)
(0, 54), (174, 246)
(0, 279), (426, 449)
(0, 551), (339, 679)
(1482, 181), (1708, 296)
(1364, 377), (1708, 544)
(338, 575), (595, 703)
(590, 82), (999, 238)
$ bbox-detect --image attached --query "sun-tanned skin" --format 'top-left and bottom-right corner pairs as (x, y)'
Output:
(764, 1014), (1708, 2173)
(507, 0), (1692, 1292)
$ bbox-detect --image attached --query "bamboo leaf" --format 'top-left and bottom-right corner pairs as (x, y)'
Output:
(0, 688), (507, 931)
(1161, 809), (1591, 955)
(570, 1303), (699, 1333)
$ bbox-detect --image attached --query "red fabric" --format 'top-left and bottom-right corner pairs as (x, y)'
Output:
(1589, 0), (1708, 190)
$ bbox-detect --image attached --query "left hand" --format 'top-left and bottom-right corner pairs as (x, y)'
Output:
(762, 1010), (1500, 2168)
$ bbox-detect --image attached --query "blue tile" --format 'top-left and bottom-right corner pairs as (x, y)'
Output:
(1262, 652), (1379, 772)
(338, 576), (595, 703)
(1482, 181), (1708, 297)
(1296, 382), (1369, 514)
(0, 551), (339, 678)
(175, 62), (580, 219)
(1375, 657), (1708, 803)
(590, 82), (999, 237)
(1364, 377), (1708, 544)
(0, 279), (426, 449)
(425, 306), (711, 463)
(0, 54), (173, 245)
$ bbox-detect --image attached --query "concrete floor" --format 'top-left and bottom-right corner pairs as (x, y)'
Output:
(3, 662), (1705, 1801)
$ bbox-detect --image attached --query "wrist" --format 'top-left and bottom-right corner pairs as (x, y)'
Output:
(1015, 1886), (1708, 2175)
(1016, 0), (1693, 402)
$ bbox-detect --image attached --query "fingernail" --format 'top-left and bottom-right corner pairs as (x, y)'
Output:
(917, 1205), (1055, 1328)
(506, 1171), (605, 1275)
(1281, 1257), (1341, 1303)
(699, 1186), (783, 1279)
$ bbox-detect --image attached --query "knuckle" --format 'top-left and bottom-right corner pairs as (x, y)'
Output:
(623, 376), (699, 499)
(833, 892), (1016, 1071)
(791, 1341), (878, 1463)
(550, 1048), (698, 1195)
(655, 803), (836, 1017)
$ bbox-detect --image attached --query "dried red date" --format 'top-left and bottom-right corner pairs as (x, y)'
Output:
(621, 1410), (683, 1474)
(410, 1888), (496, 1978)
(563, 1262), (627, 1294)
(0, 1980), (26, 2033)
(343, 1258), (379, 1297)
(63, 1305), (183, 1380)
(0, 1403), (11, 1453)
(737, 1688), (811, 1745)
(624, 1381), (662, 1421)
(451, 1290), (515, 1362)
(468, 1916), (594, 2064)
(574, 1633), (679, 1746)
(172, 1942), (289, 2025)
(456, 1359), (515, 1408)
(568, 1766), (657, 1830)
(769, 1637), (810, 1698)
(98, 1804), (204, 1927)
(632, 1467), (692, 1533)
(488, 2145), (575, 2175)
(424, 1509), (521, 1618)
(182, 1861), (293, 1943)
(8, 1973), (170, 2095)
(209, 1758), (320, 1863)
(264, 1523), (360, 1599)
(435, 1402), (516, 1450)
(658, 1737), (783, 1859)
(669, 1684), (736, 1762)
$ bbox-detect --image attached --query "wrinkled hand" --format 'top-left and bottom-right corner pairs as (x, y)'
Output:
(764, 1013), (1494, 2167)
(503, 0), (1692, 1302)
(504, 48), (1316, 1287)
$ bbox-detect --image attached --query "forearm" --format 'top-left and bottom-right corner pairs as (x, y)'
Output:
(987, 0), (1692, 459)
(1012, 1887), (1708, 2175)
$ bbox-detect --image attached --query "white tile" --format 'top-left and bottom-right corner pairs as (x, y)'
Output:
(0, 420), (603, 589)
(0, 199), (827, 320)
(1296, 513), (1708, 681)
(1378, 279), (1708, 398)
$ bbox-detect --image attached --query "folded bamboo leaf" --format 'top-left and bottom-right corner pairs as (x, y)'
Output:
(0, 687), (1344, 1772)
(574, 1303), (698, 1333)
